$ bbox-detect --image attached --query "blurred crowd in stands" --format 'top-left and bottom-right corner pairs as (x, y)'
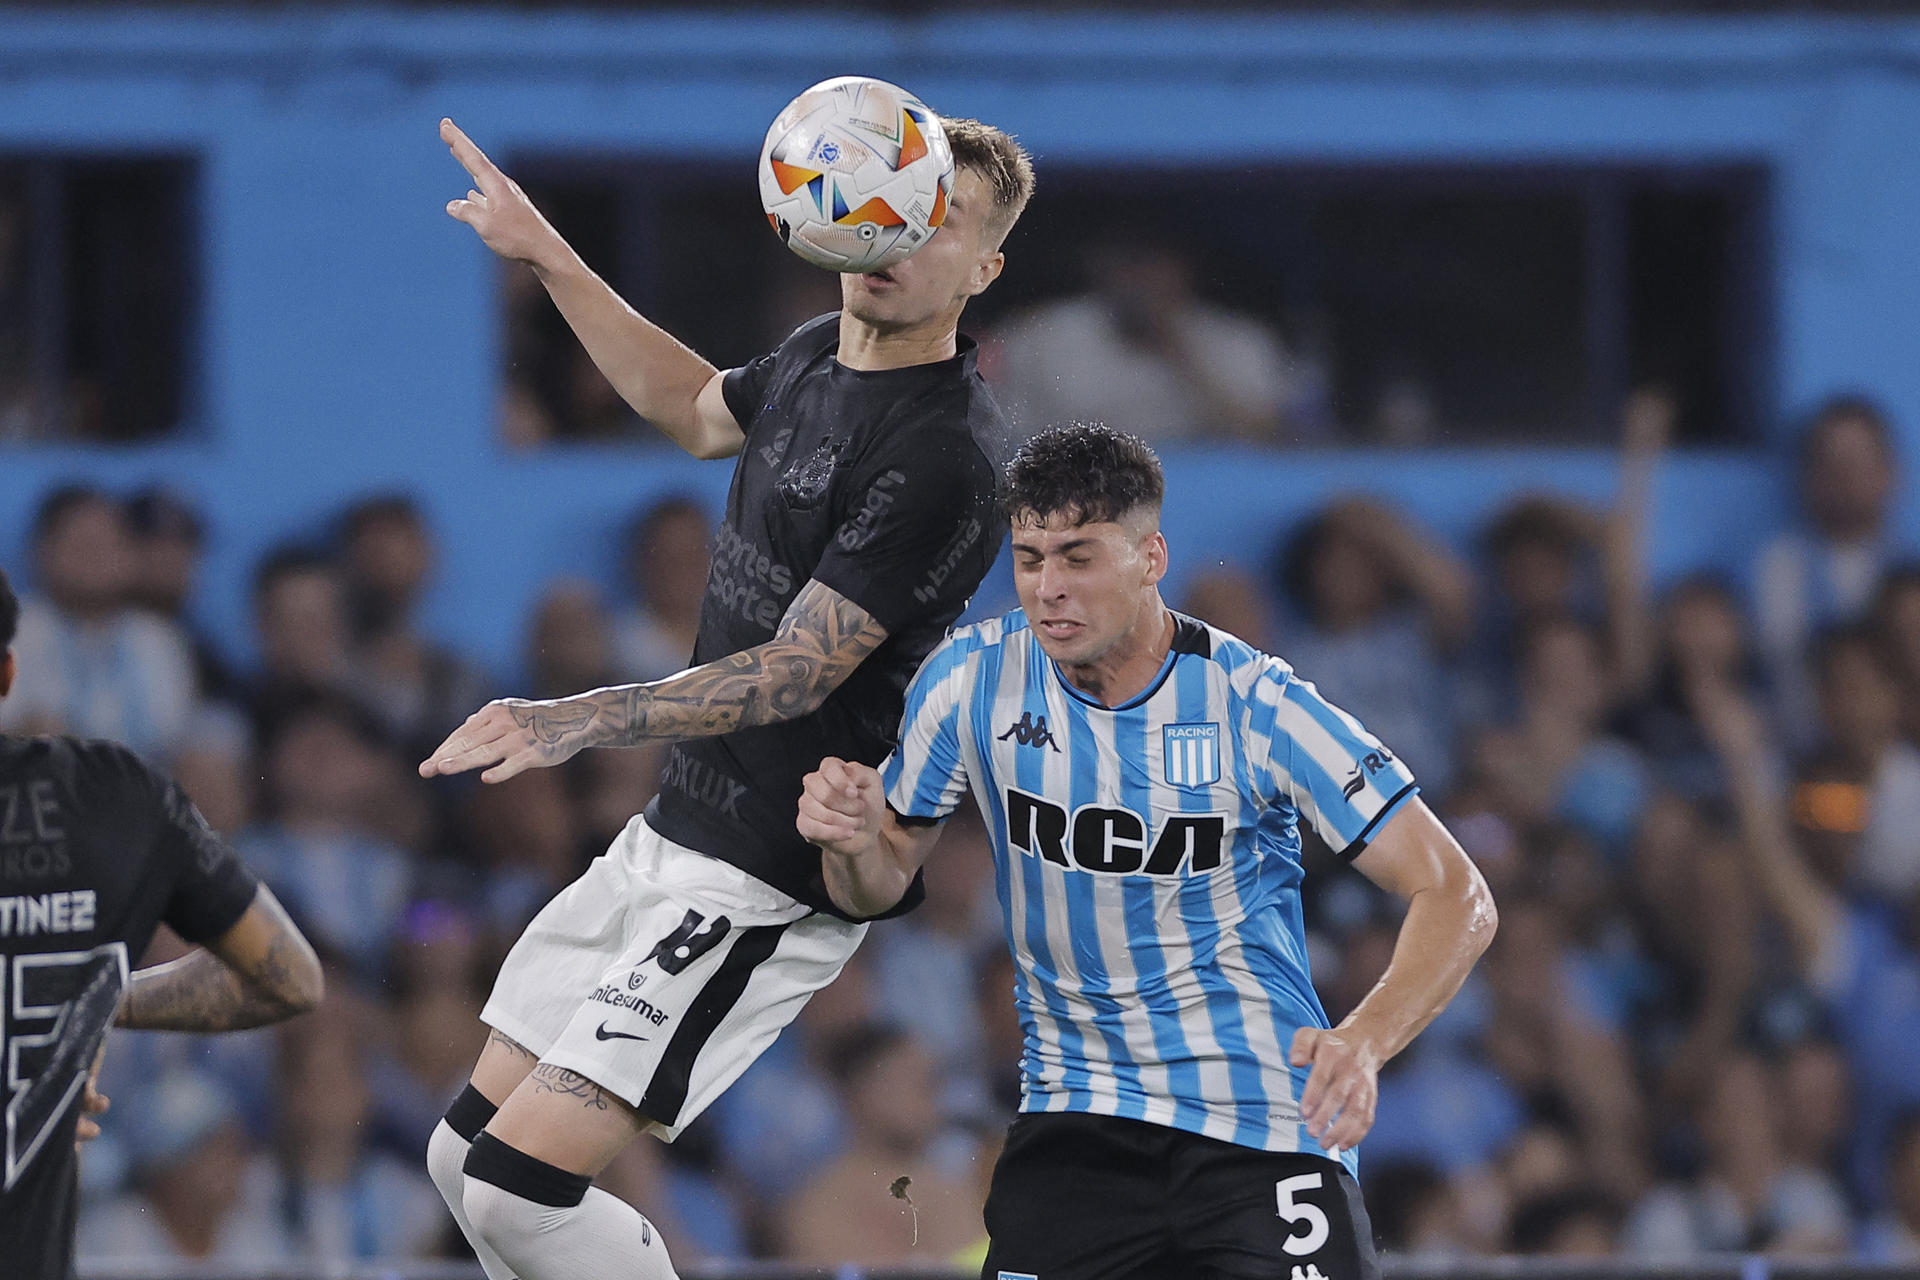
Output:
(503, 240), (1339, 452)
(4, 388), (1920, 1271)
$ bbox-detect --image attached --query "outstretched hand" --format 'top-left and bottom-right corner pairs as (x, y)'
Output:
(797, 757), (886, 853)
(440, 117), (562, 266)
(419, 697), (595, 784)
(1290, 1026), (1381, 1153)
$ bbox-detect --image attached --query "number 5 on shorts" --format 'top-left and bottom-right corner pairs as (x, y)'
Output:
(1275, 1171), (1330, 1256)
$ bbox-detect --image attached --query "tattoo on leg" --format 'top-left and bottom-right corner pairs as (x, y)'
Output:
(489, 1028), (538, 1062)
(530, 1063), (612, 1111)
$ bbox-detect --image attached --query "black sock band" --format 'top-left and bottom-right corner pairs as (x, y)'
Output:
(444, 1084), (499, 1143)
(464, 1132), (591, 1208)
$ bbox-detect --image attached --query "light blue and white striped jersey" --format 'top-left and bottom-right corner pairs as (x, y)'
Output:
(880, 609), (1418, 1169)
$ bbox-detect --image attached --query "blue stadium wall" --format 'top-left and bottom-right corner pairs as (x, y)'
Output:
(3, 8), (1919, 675)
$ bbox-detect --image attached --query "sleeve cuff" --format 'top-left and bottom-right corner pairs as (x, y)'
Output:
(1336, 783), (1419, 862)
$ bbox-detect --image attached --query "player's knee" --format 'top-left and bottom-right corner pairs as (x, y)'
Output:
(429, 1084), (500, 1202)
(426, 1121), (465, 1203)
(461, 1131), (592, 1255)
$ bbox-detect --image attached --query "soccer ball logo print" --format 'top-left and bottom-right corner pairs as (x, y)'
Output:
(759, 75), (955, 274)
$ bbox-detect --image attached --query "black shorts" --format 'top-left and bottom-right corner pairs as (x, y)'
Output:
(981, 1112), (1382, 1280)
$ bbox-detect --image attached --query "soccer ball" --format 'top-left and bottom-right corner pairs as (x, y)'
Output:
(758, 76), (954, 274)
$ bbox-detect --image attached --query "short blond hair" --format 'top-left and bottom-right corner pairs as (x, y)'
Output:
(941, 117), (1034, 248)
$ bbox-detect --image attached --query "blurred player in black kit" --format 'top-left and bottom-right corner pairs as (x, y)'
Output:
(417, 114), (1033, 1280)
(0, 566), (323, 1280)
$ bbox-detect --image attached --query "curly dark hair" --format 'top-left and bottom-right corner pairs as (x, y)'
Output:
(1004, 423), (1164, 528)
(0, 565), (17, 653)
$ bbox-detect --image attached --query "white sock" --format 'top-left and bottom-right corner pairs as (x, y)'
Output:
(427, 1096), (520, 1280)
(462, 1132), (678, 1280)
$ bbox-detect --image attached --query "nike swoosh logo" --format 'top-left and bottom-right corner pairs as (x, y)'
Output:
(594, 1023), (649, 1043)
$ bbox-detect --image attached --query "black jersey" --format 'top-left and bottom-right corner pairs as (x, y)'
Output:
(0, 735), (259, 1280)
(645, 313), (1010, 916)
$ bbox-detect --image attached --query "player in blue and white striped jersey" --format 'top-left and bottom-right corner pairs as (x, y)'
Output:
(798, 424), (1497, 1280)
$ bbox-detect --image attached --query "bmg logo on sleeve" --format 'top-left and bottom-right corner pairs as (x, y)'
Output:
(1162, 722), (1221, 786)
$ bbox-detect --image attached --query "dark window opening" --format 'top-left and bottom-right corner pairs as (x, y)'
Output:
(498, 156), (1770, 447)
(0, 155), (199, 444)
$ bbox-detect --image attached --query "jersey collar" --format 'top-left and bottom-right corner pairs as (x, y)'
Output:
(1045, 612), (1211, 712)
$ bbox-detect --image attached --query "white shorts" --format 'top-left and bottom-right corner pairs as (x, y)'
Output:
(480, 814), (866, 1140)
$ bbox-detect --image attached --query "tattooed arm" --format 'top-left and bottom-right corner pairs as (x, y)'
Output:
(420, 578), (890, 784)
(117, 885), (324, 1032)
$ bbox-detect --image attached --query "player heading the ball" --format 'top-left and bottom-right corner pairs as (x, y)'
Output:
(423, 93), (1031, 1280)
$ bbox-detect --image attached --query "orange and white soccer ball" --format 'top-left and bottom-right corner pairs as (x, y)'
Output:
(758, 76), (954, 274)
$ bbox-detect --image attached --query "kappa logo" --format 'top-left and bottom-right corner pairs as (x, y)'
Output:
(1340, 748), (1396, 801)
(998, 711), (1060, 752)
(1291, 1267), (1330, 1280)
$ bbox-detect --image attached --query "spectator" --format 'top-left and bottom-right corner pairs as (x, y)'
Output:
(1176, 563), (1275, 651)
(1623, 1052), (1850, 1256)
(1774, 1034), (1850, 1159)
(991, 230), (1327, 445)
(458, 764), (589, 933)
(1479, 897), (1648, 1202)
(1619, 799), (1757, 1114)
(576, 741), (670, 852)
(167, 727), (257, 837)
(366, 901), (491, 1162)
(1366, 1160), (1478, 1259)
(1475, 497), (1601, 708)
(236, 698), (415, 983)
(248, 545), (356, 741)
(0, 486), (197, 759)
(1793, 625), (1920, 902)
(776, 1023), (987, 1266)
(868, 805), (999, 1089)
(1861, 1112), (1920, 1263)
(1617, 577), (1765, 804)
(1274, 496), (1473, 791)
(125, 485), (241, 706)
(0, 189), (36, 440)
(1470, 617), (1650, 855)
(277, 993), (448, 1262)
(612, 495), (712, 681)
(1872, 564), (1920, 746)
(593, 1129), (746, 1265)
(338, 495), (491, 754)
(1474, 392), (1671, 725)
(1755, 397), (1907, 742)
(1510, 1188), (1622, 1257)
(1693, 676), (1920, 1209)
(527, 578), (615, 699)
(81, 1071), (291, 1266)
(710, 951), (883, 1206)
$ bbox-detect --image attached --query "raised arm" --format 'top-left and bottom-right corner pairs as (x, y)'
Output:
(1603, 390), (1672, 699)
(1292, 799), (1496, 1152)
(117, 885), (324, 1032)
(1327, 498), (1475, 652)
(422, 579), (888, 783)
(1689, 676), (1841, 971)
(441, 118), (744, 460)
(796, 757), (947, 918)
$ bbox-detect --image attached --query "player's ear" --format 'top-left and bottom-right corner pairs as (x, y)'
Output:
(1143, 531), (1169, 588)
(967, 249), (1005, 298)
(0, 650), (13, 698)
